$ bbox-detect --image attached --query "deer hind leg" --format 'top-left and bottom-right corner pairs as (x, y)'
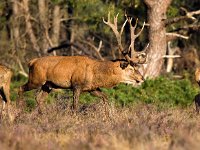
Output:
(90, 88), (111, 119)
(0, 95), (5, 121)
(72, 86), (81, 111)
(90, 88), (109, 105)
(35, 84), (52, 114)
(194, 94), (200, 114)
(0, 85), (13, 122)
(195, 102), (199, 114)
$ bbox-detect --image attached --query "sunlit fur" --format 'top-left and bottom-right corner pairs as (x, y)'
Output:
(0, 65), (12, 120)
(195, 68), (200, 86)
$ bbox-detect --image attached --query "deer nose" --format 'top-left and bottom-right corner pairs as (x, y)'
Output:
(136, 80), (140, 83)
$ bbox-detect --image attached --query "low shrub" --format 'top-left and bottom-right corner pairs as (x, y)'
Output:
(10, 76), (199, 110)
(103, 77), (198, 108)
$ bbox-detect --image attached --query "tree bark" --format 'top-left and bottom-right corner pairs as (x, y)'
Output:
(38, 0), (49, 53)
(51, 5), (61, 56)
(22, 0), (40, 55)
(144, 0), (172, 78)
(11, 0), (20, 51)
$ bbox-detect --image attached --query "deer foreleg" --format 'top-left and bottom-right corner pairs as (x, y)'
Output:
(72, 86), (81, 111)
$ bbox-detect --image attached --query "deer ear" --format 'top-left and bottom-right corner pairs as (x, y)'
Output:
(120, 62), (129, 69)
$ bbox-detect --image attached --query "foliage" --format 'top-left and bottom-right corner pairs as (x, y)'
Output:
(69, 0), (124, 34)
(10, 75), (36, 111)
(103, 77), (198, 108)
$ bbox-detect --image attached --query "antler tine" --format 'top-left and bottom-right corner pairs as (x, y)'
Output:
(127, 17), (137, 56)
(136, 21), (145, 38)
(102, 12), (110, 24)
(120, 18), (128, 35)
(133, 18), (138, 28)
(114, 13), (119, 30)
(103, 12), (119, 39)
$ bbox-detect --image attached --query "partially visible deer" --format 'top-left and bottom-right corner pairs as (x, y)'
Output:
(0, 65), (12, 120)
(18, 13), (148, 113)
(195, 68), (200, 86)
(194, 68), (200, 114)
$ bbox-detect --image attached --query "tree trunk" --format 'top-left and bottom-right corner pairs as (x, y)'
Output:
(11, 0), (20, 51)
(51, 5), (61, 55)
(22, 0), (40, 55)
(144, 0), (172, 78)
(38, 0), (49, 53)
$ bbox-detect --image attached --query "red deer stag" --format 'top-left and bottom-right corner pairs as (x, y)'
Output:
(0, 65), (12, 120)
(18, 13), (148, 112)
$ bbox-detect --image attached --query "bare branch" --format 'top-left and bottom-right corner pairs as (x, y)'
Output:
(165, 42), (181, 72)
(47, 41), (92, 56)
(98, 40), (103, 52)
(181, 7), (200, 20)
(165, 8), (200, 26)
(162, 55), (181, 58)
(81, 40), (104, 60)
(16, 57), (28, 77)
(175, 24), (200, 31)
(166, 32), (189, 41)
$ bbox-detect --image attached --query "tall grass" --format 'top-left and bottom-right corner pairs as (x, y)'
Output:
(1, 103), (200, 150)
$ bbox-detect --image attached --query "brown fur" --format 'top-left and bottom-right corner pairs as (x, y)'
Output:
(195, 68), (200, 86)
(19, 56), (144, 111)
(194, 93), (200, 114)
(0, 65), (12, 120)
(195, 68), (200, 114)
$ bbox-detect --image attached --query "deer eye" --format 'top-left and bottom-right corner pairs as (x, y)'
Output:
(120, 62), (129, 69)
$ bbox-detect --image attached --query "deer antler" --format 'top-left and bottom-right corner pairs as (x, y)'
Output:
(126, 16), (145, 54)
(126, 14), (147, 64)
(103, 12), (147, 65)
(103, 12), (132, 63)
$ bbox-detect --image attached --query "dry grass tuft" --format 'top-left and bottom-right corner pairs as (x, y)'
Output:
(1, 101), (200, 150)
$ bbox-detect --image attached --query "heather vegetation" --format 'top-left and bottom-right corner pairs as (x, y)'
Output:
(1, 97), (200, 150)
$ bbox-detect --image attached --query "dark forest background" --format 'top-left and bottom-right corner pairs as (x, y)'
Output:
(0, 0), (199, 78)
